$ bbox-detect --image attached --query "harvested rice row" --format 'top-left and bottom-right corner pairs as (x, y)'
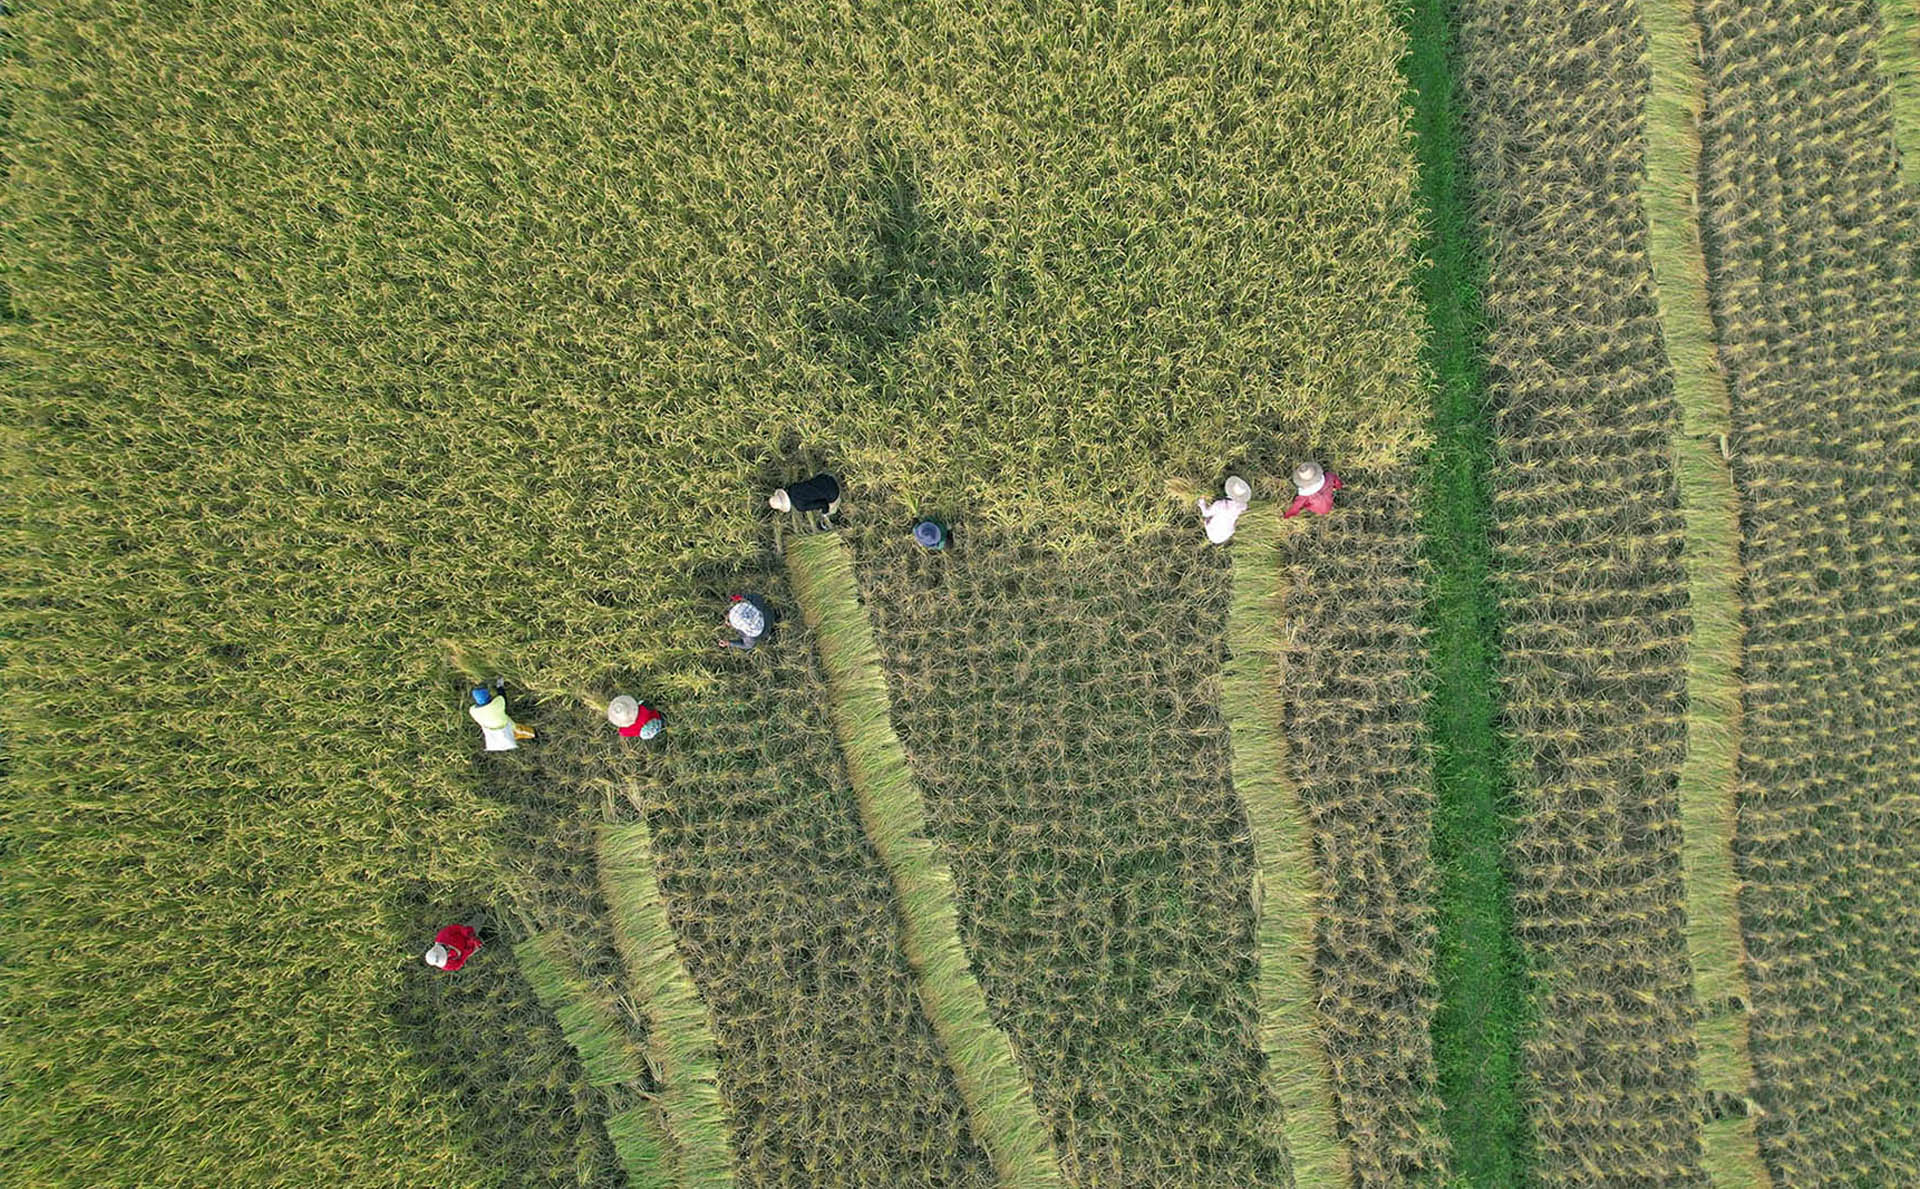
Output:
(1694, 0), (1920, 1180)
(1458, 0), (1707, 1179)
(1222, 505), (1350, 1188)
(1637, 0), (1771, 1180)
(785, 531), (1065, 1189)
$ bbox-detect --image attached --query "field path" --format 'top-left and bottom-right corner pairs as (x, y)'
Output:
(785, 532), (1066, 1189)
(597, 816), (739, 1188)
(1638, 0), (1771, 1181)
(1222, 505), (1349, 1188)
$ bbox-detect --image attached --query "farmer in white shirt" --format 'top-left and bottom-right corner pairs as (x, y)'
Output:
(468, 684), (534, 751)
(1198, 476), (1253, 544)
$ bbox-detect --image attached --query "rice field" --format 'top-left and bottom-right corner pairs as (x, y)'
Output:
(5, 0), (1919, 1185)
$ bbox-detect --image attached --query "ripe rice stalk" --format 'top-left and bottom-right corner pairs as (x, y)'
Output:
(1637, 0), (1770, 1183)
(1877, 0), (1920, 186)
(597, 820), (738, 1188)
(784, 531), (1064, 1189)
(1222, 505), (1350, 1188)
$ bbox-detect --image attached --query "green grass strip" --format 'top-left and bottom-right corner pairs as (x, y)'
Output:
(1640, 1), (1771, 1183)
(785, 531), (1066, 1189)
(1878, 0), (1920, 187)
(1223, 506), (1351, 1187)
(597, 819), (739, 1188)
(1399, 0), (1529, 1180)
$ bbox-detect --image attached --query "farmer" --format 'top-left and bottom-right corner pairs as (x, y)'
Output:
(469, 684), (535, 751)
(1283, 460), (1345, 519)
(770, 472), (842, 528)
(423, 921), (483, 972)
(607, 694), (664, 740)
(720, 593), (772, 651)
(1197, 476), (1253, 544)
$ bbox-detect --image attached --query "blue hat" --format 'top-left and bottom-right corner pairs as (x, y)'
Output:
(914, 520), (946, 548)
(471, 687), (492, 706)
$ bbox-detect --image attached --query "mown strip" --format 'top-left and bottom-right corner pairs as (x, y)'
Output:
(1399, 0), (1528, 1178)
(1222, 506), (1349, 1187)
(514, 932), (671, 1184)
(1878, 0), (1920, 186)
(784, 531), (1064, 1189)
(597, 819), (738, 1188)
(1638, 1), (1771, 1182)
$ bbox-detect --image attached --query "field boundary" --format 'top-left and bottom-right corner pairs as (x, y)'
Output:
(597, 817), (739, 1188)
(1400, 0), (1529, 1176)
(1878, 0), (1920, 186)
(1638, 1), (1772, 1183)
(513, 931), (673, 1184)
(784, 531), (1066, 1189)
(1223, 506), (1351, 1187)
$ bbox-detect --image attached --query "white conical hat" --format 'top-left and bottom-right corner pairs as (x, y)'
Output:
(1292, 460), (1325, 495)
(1224, 475), (1252, 503)
(768, 489), (792, 511)
(607, 695), (640, 728)
(423, 943), (450, 968)
(728, 600), (765, 636)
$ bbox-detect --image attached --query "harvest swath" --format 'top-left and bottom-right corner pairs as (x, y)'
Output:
(1694, 0), (1920, 1179)
(1458, 0), (1705, 1179)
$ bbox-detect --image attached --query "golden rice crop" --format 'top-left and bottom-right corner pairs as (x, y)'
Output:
(2, 0), (1433, 1184)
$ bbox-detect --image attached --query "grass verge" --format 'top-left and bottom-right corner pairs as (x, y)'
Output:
(1638, 1), (1771, 1183)
(514, 931), (671, 1183)
(1399, 0), (1528, 1180)
(785, 531), (1064, 1189)
(598, 817), (739, 1188)
(1878, 0), (1920, 187)
(1223, 506), (1349, 1187)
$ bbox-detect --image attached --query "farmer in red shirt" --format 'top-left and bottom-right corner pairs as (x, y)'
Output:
(423, 922), (483, 972)
(1283, 460), (1345, 519)
(606, 695), (664, 740)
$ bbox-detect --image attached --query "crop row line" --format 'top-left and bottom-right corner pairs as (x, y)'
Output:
(1222, 506), (1351, 1187)
(1638, 0), (1771, 1182)
(598, 815), (739, 1188)
(785, 531), (1065, 1189)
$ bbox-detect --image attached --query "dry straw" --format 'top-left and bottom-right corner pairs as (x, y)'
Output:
(1876, 0), (1920, 187)
(1638, 0), (1770, 1181)
(1222, 505), (1350, 1187)
(785, 532), (1064, 1189)
(597, 819), (738, 1188)
(512, 932), (673, 1181)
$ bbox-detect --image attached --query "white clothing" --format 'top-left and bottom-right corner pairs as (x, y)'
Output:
(1199, 497), (1248, 544)
(480, 724), (520, 751)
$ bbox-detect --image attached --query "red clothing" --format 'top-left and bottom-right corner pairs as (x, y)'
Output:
(1283, 472), (1345, 519)
(434, 924), (481, 972)
(617, 703), (663, 738)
